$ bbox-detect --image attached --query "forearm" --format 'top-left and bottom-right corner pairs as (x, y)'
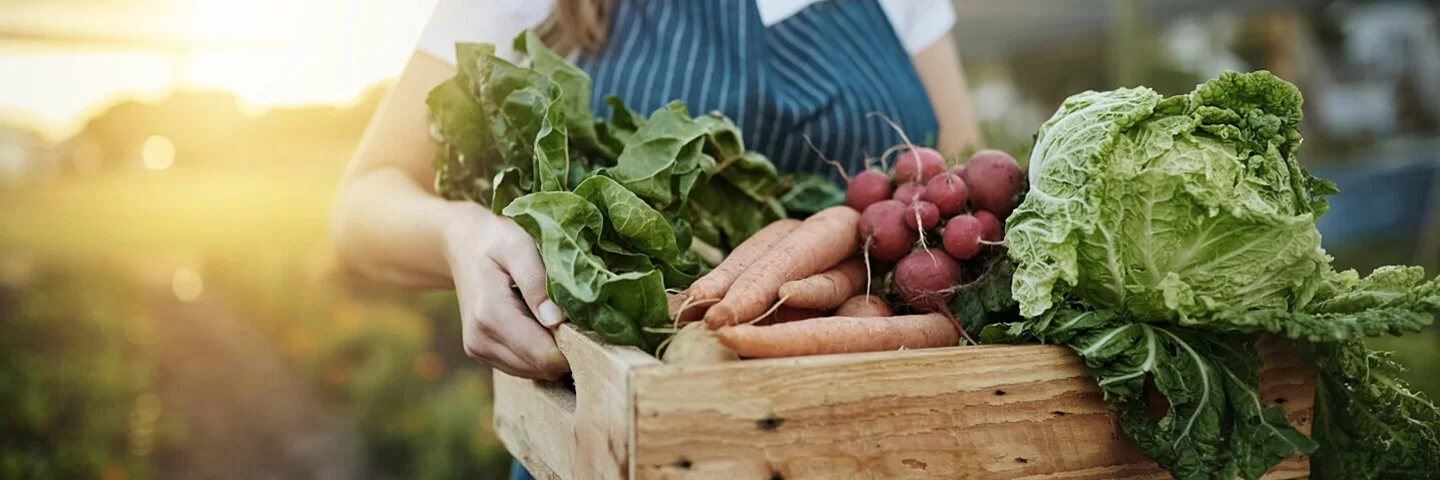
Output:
(330, 166), (482, 290)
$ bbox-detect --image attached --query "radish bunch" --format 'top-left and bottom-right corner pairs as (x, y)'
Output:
(845, 146), (1027, 323)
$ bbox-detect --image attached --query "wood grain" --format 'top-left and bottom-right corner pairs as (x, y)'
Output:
(631, 339), (1312, 479)
(495, 325), (659, 480)
(496, 325), (1315, 479)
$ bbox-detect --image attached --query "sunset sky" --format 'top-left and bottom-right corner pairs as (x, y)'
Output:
(1, 0), (441, 141)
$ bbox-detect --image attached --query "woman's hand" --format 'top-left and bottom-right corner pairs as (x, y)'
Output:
(442, 202), (571, 380)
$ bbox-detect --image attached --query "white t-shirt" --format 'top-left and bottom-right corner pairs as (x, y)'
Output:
(415, 0), (957, 65)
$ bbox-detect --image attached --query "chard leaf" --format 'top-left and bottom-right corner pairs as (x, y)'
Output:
(596, 96), (646, 153)
(572, 176), (704, 288)
(600, 102), (714, 207)
(490, 167), (525, 214)
(501, 192), (669, 350)
(777, 173), (845, 218)
(532, 96), (570, 192)
(427, 43), (500, 203)
(513, 30), (613, 160)
(689, 179), (785, 248)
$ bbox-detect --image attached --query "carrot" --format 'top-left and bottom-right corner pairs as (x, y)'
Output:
(676, 219), (801, 323)
(754, 305), (831, 326)
(777, 257), (867, 310)
(835, 294), (893, 317)
(704, 206), (862, 327)
(713, 313), (958, 358)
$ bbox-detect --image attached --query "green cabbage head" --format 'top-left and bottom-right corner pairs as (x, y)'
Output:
(1007, 71), (1339, 323)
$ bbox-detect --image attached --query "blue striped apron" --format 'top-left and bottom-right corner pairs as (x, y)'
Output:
(575, 0), (940, 178)
(511, 1), (937, 477)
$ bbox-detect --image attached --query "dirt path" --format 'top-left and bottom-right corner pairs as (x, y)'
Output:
(146, 285), (368, 480)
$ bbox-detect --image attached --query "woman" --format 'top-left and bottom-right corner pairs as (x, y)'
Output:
(330, 0), (979, 472)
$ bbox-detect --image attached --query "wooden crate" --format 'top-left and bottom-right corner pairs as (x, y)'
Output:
(493, 324), (1314, 480)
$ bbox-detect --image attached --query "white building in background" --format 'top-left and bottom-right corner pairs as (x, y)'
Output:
(0, 124), (54, 186)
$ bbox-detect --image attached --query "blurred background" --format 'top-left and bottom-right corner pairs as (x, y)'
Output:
(1, 0), (1436, 478)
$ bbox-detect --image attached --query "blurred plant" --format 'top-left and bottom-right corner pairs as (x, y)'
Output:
(0, 256), (173, 479)
(309, 320), (510, 480)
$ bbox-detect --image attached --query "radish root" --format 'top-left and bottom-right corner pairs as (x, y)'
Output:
(672, 297), (720, 327)
(912, 206), (931, 255)
(804, 135), (850, 182)
(745, 294), (792, 326)
(869, 112), (921, 183)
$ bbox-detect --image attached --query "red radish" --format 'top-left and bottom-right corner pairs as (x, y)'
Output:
(892, 183), (926, 205)
(894, 250), (963, 312)
(893, 147), (946, 184)
(943, 215), (984, 260)
(844, 169), (893, 212)
(973, 210), (1003, 242)
(904, 201), (940, 231)
(922, 173), (969, 217)
(960, 149), (1026, 218)
(858, 200), (916, 262)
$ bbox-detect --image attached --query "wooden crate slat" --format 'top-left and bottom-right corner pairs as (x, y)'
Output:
(497, 324), (1316, 479)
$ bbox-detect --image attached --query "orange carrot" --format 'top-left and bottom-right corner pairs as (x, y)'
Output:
(704, 206), (861, 327)
(713, 313), (958, 358)
(754, 305), (832, 326)
(676, 219), (802, 323)
(778, 257), (867, 310)
(835, 294), (893, 317)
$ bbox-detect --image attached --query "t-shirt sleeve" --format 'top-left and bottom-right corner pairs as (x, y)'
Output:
(414, 0), (554, 65)
(878, 0), (957, 56)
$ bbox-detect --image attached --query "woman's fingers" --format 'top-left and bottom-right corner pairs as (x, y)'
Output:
(495, 224), (565, 328)
(464, 265), (570, 379)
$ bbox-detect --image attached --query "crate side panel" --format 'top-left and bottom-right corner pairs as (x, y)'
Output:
(632, 343), (1312, 479)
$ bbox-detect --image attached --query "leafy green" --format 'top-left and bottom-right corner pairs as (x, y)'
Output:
(1310, 340), (1440, 479)
(501, 193), (670, 349)
(1000, 70), (1440, 479)
(1007, 71), (1332, 323)
(426, 30), (787, 350)
(777, 173), (846, 218)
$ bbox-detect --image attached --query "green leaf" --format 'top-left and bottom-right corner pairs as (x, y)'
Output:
(427, 43), (500, 203)
(513, 30), (614, 160)
(501, 192), (670, 350)
(689, 179), (784, 249)
(600, 102), (714, 207)
(1310, 340), (1440, 479)
(948, 255), (1020, 335)
(531, 96), (570, 192)
(777, 173), (845, 218)
(572, 176), (703, 287)
(490, 167), (525, 214)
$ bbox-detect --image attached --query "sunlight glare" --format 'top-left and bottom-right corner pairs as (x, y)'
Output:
(141, 135), (176, 170)
(171, 268), (203, 302)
